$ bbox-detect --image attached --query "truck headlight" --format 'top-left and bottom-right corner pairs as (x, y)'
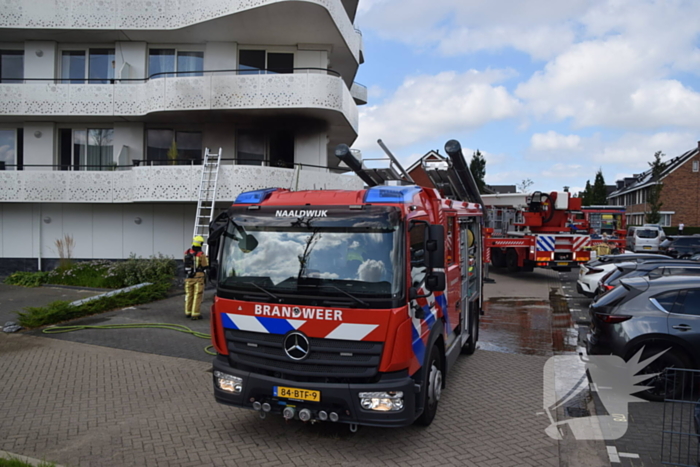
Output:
(214, 371), (243, 394)
(359, 391), (404, 411)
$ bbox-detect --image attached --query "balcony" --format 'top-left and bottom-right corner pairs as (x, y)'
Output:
(0, 163), (364, 203)
(0, 70), (359, 134)
(0, 0), (362, 64)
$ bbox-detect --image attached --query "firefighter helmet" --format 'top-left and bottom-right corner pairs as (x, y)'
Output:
(192, 235), (205, 247)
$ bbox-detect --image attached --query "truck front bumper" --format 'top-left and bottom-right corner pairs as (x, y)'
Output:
(212, 356), (418, 428)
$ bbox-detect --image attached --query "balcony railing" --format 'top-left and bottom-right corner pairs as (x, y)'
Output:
(0, 162), (363, 203)
(0, 0), (361, 63)
(0, 68), (359, 132)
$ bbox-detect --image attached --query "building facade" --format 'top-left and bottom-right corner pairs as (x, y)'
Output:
(0, 0), (366, 272)
(607, 142), (700, 228)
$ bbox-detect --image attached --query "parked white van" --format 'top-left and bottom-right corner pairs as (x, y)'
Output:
(626, 226), (664, 252)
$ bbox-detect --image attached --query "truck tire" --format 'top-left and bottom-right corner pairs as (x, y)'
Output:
(506, 248), (520, 273)
(415, 344), (443, 426)
(461, 310), (479, 355)
(491, 248), (506, 268)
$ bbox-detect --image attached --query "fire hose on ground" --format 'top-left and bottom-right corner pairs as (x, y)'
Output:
(42, 323), (216, 355)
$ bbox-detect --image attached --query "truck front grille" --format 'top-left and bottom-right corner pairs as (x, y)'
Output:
(224, 329), (383, 380)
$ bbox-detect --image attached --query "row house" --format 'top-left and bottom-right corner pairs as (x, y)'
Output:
(607, 142), (700, 228)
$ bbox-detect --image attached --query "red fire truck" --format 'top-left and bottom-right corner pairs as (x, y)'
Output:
(206, 140), (484, 428)
(576, 205), (627, 252)
(481, 191), (592, 272)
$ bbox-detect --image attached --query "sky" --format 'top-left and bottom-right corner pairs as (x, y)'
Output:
(352, 0), (700, 194)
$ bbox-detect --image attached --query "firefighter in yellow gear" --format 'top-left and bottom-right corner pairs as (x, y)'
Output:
(184, 236), (209, 320)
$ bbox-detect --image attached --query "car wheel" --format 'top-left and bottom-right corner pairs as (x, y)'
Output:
(631, 347), (692, 402)
(415, 344), (443, 426)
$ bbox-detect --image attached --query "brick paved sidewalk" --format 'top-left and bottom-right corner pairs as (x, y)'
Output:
(0, 333), (558, 467)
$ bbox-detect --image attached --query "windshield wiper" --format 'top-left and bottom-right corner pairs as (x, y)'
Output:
(245, 282), (281, 302)
(318, 285), (369, 307)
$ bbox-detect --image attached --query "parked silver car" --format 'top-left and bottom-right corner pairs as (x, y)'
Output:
(587, 275), (700, 400)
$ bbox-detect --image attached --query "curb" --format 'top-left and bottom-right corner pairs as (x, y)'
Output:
(0, 449), (64, 467)
(41, 284), (113, 292)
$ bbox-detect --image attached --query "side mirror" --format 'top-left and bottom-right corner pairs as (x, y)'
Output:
(426, 224), (445, 270)
(239, 234), (259, 253)
(425, 271), (446, 292)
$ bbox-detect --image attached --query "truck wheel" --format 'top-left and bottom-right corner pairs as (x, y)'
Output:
(506, 248), (520, 273)
(415, 345), (443, 426)
(491, 248), (506, 268)
(461, 311), (479, 355)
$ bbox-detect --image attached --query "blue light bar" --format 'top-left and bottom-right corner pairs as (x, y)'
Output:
(363, 186), (421, 204)
(234, 188), (279, 204)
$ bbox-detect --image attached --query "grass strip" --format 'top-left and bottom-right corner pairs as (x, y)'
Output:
(0, 458), (55, 467)
(16, 282), (171, 329)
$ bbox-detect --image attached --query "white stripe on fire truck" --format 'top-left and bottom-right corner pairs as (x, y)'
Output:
(324, 323), (378, 341)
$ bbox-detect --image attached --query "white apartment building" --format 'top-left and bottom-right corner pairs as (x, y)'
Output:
(0, 0), (366, 273)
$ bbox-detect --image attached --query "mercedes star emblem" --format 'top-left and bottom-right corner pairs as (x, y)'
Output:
(284, 331), (310, 361)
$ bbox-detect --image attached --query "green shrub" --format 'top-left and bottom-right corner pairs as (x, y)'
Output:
(45, 255), (176, 289)
(4, 271), (49, 287)
(110, 254), (177, 286)
(0, 458), (55, 467)
(16, 282), (170, 329)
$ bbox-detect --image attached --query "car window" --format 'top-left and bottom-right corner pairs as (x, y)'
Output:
(675, 289), (700, 316)
(663, 267), (700, 276)
(636, 229), (658, 239)
(651, 290), (680, 313)
(672, 238), (696, 246)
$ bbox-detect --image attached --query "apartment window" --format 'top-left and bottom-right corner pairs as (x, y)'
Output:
(660, 213), (673, 227)
(74, 129), (114, 170)
(693, 160), (699, 172)
(0, 128), (22, 170)
(61, 49), (115, 84)
(239, 50), (293, 74)
(237, 130), (294, 167)
(148, 49), (203, 78)
(146, 129), (202, 163)
(0, 50), (23, 83)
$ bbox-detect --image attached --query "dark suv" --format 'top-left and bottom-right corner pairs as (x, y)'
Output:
(666, 236), (700, 259)
(596, 259), (700, 296)
(587, 275), (700, 400)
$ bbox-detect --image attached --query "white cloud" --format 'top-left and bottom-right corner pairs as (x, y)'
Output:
(541, 163), (587, 179)
(359, 0), (700, 131)
(531, 131), (582, 152)
(357, 0), (593, 60)
(355, 69), (521, 151)
(589, 132), (694, 168)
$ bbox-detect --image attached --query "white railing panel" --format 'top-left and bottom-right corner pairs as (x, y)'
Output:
(0, 166), (362, 203)
(1, 0), (360, 62)
(0, 74), (358, 134)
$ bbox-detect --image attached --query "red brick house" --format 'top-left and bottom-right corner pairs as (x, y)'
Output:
(607, 142), (700, 227)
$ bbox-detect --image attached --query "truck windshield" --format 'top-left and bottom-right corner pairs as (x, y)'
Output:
(217, 206), (404, 303)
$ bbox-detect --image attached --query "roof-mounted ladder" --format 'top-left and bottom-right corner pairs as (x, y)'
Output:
(193, 147), (222, 254)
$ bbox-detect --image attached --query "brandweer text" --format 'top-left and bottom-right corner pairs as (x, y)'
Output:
(254, 304), (343, 321)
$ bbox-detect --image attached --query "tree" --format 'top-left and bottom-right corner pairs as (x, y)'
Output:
(469, 150), (486, 193)
(645, 151), (666, 224)
(581, 180), (593, 206)
(517, 178), (534, 193)
(591, 169), (608, 205)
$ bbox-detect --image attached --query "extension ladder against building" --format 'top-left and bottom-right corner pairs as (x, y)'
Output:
(193, 148), (222, 254)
